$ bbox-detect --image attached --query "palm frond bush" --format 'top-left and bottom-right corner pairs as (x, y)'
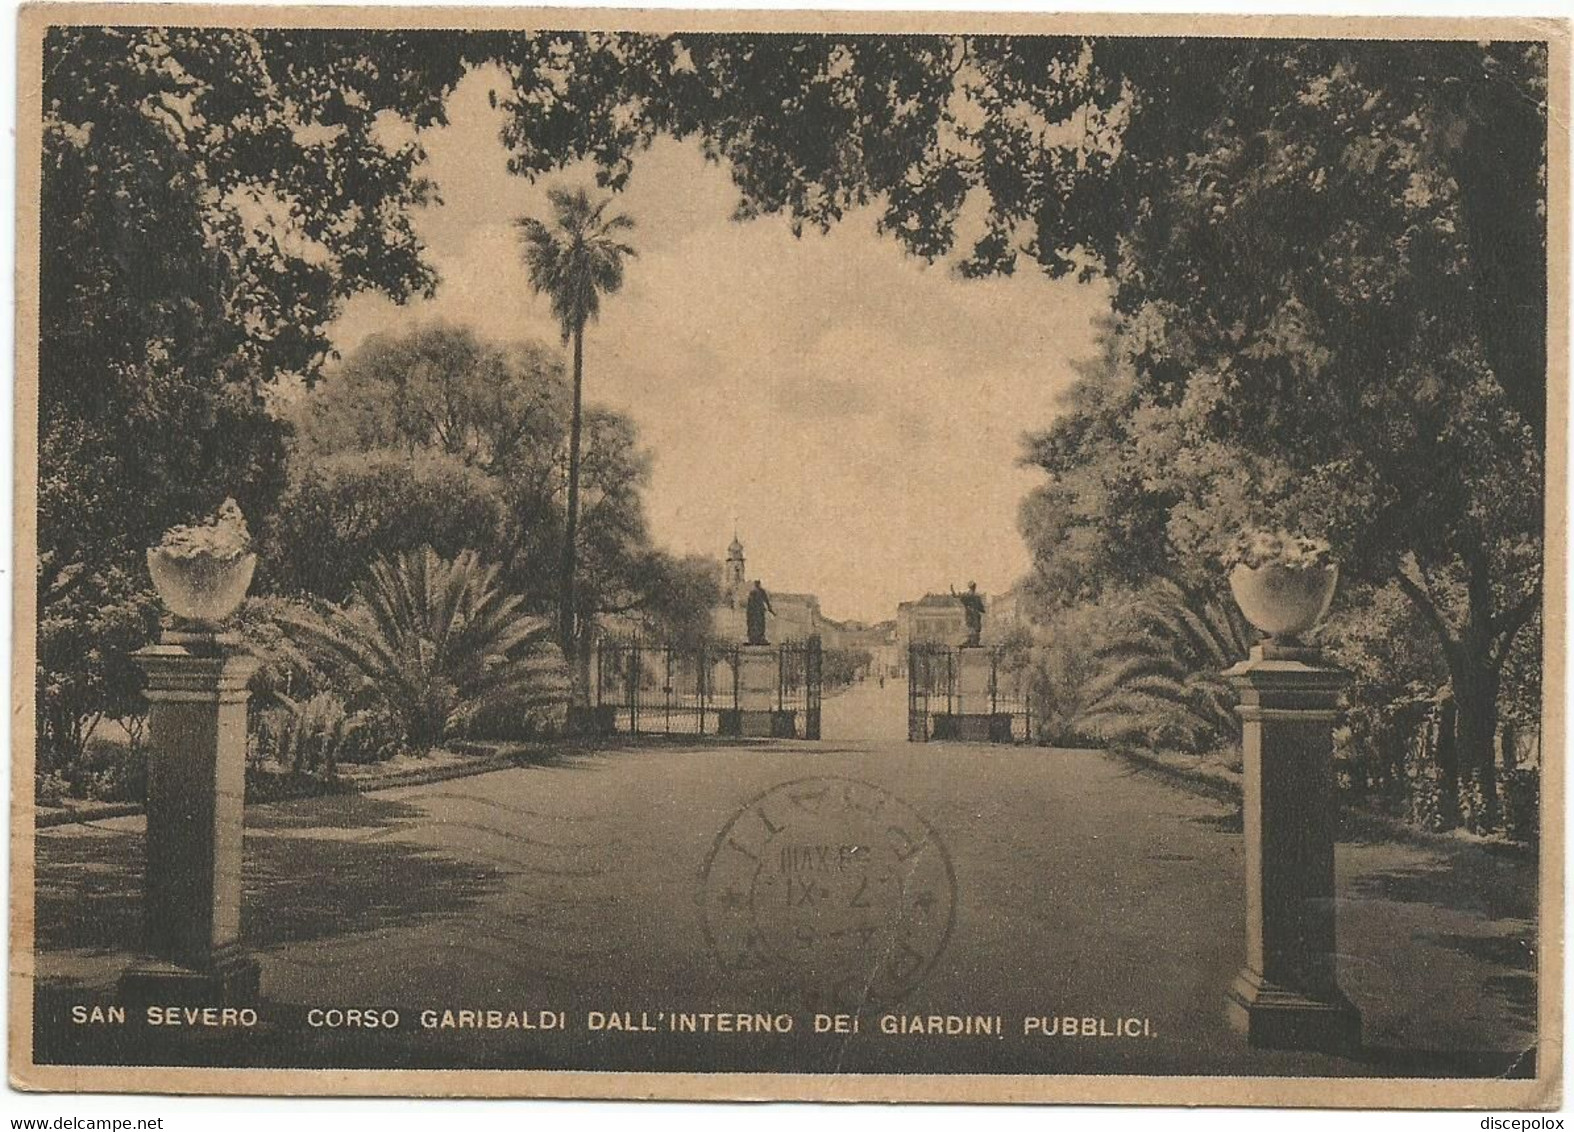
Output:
(236, 595), (326, 702)
(1075, 580), (1255, 754)
(277, 547), (570, 751)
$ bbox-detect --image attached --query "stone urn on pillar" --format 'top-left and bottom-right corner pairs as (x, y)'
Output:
(120, 499), (261, 1005)
(1222, 530), (1360, 1053)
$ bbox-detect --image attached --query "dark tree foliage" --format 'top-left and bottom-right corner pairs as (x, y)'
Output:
(821, 647), (875, 689)
(37, 27), (478, 760)
(40, 27), (478, 579)
(485, 33), (1544, 445)
(290, 323), (719, 645)
(629, 554), (724, 652)
(261, 453), (511, 603)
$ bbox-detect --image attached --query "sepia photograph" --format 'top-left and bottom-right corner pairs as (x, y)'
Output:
(8, 5), (1567, 1106)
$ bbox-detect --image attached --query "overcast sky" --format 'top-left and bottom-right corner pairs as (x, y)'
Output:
(329, 66), (1109, 623)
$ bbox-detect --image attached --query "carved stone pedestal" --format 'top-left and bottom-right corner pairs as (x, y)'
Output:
(119, 631), (260, 1006)
(1223, 642), (1361, 1053)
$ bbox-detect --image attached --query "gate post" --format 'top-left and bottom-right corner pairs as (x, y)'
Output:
(628, 640), (640, 736)
(736, 644), (778, 737)
(698, 645), (708, 737)
(805, 637), (822, 740)
(664, 644), (674, 734)
(1224, 641), (1360, 1052)
(907, 644), (928, 742)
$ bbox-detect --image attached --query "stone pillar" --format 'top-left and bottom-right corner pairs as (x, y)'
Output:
(1224, 642), (1360, 1052)
(119, 630), (260, 1005)
(953, 646), (994, 742)
(737, 644), (779, 738)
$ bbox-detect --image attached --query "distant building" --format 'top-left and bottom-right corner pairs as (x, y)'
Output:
(897, 593), (971, 652)
(712, 536), (748, 642)
(770, 592), (824, 642)
(821, 618), (893, 651)
(821, 617), (900, 677)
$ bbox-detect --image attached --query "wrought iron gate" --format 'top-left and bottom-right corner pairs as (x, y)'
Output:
(592, 637), (727, 735)
(908, 642), (952, 741)
(781, 637), (822, 740)
(593, 635), (823, 739)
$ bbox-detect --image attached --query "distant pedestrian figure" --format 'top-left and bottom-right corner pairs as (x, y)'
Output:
(745, 580), (774, 645)
(953, 581), (985, 647)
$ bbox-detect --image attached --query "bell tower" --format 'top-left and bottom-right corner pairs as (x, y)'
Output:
(725, 534), (746, 600)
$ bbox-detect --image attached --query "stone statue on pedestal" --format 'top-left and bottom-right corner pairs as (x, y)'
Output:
(953, 581), (985, 647)
(745, 580), (774, 645)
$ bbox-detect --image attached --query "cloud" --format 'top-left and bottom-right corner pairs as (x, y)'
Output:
(775, 374), (878, 420)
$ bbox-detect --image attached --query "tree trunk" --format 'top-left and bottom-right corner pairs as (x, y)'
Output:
(1397, 558), (1526, 836)
(576, 623), (595, 709)
(1448, 640), (1501, 832)
(560, 323), (585, 703)
(1433, 696), (1460, 831)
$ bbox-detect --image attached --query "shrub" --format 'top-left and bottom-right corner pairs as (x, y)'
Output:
(250, 692), (396, 778)
(1335, 683), (1439, 817)
(71, 735), (148, 802)
(36, 565), (160, 773)
(35, 771), (69, 808)
(235, 594), (329, 702)
(278, 546), (570, 751)
(336, 706), (408, 764)
(1503, 767), (1540, 847)
(1017, 611), (1106, 747)
(457, 693), (567, 742)
(1075, 580), (1254, 754)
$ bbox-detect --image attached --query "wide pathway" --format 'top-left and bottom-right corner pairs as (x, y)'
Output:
(819, 674), (909, 740)
(33, 730), (1536, 1076)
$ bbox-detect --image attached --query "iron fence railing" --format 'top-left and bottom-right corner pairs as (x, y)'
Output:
(907, 642), (1033, 744)
(592, 635), (822, 740)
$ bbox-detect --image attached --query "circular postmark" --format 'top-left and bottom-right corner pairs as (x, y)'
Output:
(699, 775), (956, 1013)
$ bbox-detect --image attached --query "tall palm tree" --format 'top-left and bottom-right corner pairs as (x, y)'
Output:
(514, 187), (637, 698)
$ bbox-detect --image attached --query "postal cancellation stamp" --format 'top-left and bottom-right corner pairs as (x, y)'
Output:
(700, 775), (957, 1013)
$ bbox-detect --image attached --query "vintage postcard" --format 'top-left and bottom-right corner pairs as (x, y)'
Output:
(9, 3), (1568, 1106)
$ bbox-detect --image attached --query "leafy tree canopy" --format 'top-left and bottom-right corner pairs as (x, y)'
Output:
(291, 320), (567, 472)
(261, 451), (512, 603)
(40, 26), (478, 607)
(295, 322), (717, 641)
(487, 34), (1545, 443)
(485, 33), (1548, 698)
(37, 29), (1549, 779)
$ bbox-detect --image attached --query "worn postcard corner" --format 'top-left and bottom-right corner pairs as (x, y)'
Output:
(10, 4), (1569, 1107)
